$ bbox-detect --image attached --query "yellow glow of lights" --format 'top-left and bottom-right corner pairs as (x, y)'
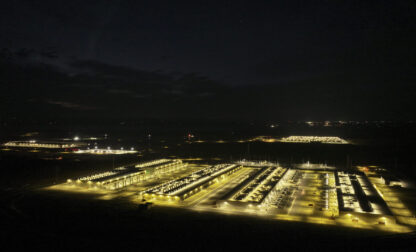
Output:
(47, 160), (416, 234)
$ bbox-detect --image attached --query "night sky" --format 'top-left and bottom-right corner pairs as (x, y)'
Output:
(1, 0), (416, 121)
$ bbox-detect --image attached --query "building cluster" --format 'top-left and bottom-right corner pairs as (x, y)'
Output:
(216, 164), (394, 223)
(218, 168), (339, 217)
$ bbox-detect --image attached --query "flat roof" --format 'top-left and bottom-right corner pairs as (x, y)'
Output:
(135, 159), (179, 170)
(92, 168), (145, 182)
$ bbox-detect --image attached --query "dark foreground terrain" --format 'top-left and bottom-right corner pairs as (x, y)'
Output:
(2, 189), (416, 251)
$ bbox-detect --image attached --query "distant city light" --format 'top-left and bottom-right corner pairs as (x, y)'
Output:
(280, 136), (348, 144)
(306, 121), (314, 126)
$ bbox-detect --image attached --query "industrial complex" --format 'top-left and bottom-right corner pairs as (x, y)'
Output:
(49, 157), (415, 233)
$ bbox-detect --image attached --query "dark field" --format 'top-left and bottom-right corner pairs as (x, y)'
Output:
(2, 190), (415, 251)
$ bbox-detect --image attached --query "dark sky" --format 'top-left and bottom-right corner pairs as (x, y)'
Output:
(1, 0), (416, 121)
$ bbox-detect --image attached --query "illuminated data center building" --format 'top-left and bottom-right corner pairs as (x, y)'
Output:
(68, 159), (187, 190)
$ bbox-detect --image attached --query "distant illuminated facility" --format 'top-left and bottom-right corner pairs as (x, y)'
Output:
(74, 148), (137, 155)
(3, 140), (86, 149)
(280, 136), (348, 144)
(252, 136), (348, 144)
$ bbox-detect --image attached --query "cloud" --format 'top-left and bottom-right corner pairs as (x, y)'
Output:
(3, 54), (415, 121)
(46, 100), (98, 110)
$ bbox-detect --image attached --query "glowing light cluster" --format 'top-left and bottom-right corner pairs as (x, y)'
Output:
(52, 160), (415, 233)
